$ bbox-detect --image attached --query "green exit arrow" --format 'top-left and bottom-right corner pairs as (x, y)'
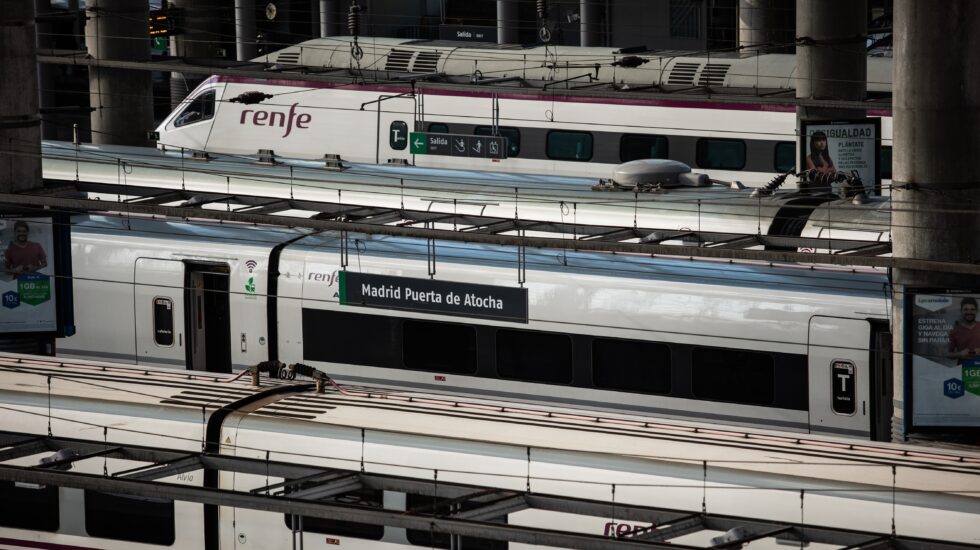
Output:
(410, 132), (428, 154)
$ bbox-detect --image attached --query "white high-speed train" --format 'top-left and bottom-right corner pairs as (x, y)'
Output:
(57, 212), (892, 440)
(155, 37), (893, 186)
(1, 356), (978, 550)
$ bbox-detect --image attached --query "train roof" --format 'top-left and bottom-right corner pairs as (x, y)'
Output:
(3, 353), (977, 498)
(69, 212), (889, 299)
(258, 37), (893, 95)
(289, 230), (890, 298)
(45, 139), (885, 216)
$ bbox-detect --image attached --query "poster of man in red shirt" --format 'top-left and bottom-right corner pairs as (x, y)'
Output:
(0, 216), (57, 334)
(949, 297), (980, 364)
(4, 221), (47, 276)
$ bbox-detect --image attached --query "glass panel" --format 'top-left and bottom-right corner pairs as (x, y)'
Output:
(774, 141), (796, 172)
(283, 488), (384, 540)
(880, 146), (892, 179)
(404, 320), (477, 374)
(696, 138), (746, 170)
(85, 491), (175, 545)
(428, 122), (449, 133)
(496, 329), (572, 383)
(546, 131), (593, 161)
(669, 0), (701, 38)
(174, 91), (215, 127)
(406, 493), (507, 549)
(620, 134), (669, 162)
(153, 297), (174, 346)
(593, 338), (671, 394)
(0, 481), (59, 532)
(692, 348), (774, 405)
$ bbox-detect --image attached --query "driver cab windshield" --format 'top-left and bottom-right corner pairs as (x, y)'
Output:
(174, 91), (216, 127)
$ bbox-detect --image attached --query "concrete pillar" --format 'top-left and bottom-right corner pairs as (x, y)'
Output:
(169, 0), (223, 107)
(890, 1), (980, 439)
(235, 0), (257, 61)
(86, 0), (153, 146)
(35, 0), (56, 139)
(579, 0), (601, 47)
(738, 0), (794, 54)
(0, 0), (42, 193)
(497, 0), (518, 45)
(320, 0), (339, 37)
(795, 0), (866, 121)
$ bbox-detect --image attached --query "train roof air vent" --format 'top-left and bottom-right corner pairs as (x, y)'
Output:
(611, 159), (710, 188)
(667, 62), (699, 85)
(412, 51), (441, 73)
(276, 51), (301, 65)
(385, 49), (415, 72)
(698, 63), (731, 87)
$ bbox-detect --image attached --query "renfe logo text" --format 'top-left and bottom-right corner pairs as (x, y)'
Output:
(239, 103), (311, 137)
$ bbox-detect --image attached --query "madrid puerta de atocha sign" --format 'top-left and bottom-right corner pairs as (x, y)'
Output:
(340, 272), (528, 323)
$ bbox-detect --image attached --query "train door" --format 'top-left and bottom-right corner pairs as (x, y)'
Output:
(185, 262), (231, 373)
(807, 316), (875, 439)
(368, 94), (417, 164)
(134, 258), (186, 368)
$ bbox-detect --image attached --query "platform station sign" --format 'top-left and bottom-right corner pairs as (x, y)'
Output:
(410, 132), (508, 159)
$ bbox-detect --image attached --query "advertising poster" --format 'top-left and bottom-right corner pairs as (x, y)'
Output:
(800, 119), (881, 196)
(908, 290), (980, 429)
(0, 217), (58, 334)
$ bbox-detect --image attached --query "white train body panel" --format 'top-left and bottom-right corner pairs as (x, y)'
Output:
(64, 217), (284, 370)
(276, 230), (889, 438)
(155, 75), (892, 188)
(57, 214), (889, 439)
(1, 358), (977, 550)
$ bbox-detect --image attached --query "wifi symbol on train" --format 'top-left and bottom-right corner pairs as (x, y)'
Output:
(245, 260), (258, 273)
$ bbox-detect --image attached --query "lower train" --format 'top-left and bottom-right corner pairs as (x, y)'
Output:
(1, 356), (978, 550)
(51, 212), (894, 440)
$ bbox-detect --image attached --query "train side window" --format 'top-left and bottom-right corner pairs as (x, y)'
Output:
(282, 488), (384, 540)
(428, 122), (450, 133)
(403, 320), (477, 374)
(153, 297), (175, 346)
(496, 329), (572, 383)
(406, 493), (507, 549)
(880, 146), (892, 179)
(390, 121), (409, 150)
(85, 491), (175, 545)
(546, 130), (593, 161)
(0, 481), (59, 532)
(620, 134), (669, 162)
(303, 309), (400, 368)
(696, 138), (746, 170)
(475, 126), (521, 157)
(174, 90), (215, 127)
(593, 338), (671, 394)
(691, 348), (774, 406)
(774, 141), (796, 172)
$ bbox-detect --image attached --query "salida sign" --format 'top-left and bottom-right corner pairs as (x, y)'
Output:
(238, 103), (312, 138)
